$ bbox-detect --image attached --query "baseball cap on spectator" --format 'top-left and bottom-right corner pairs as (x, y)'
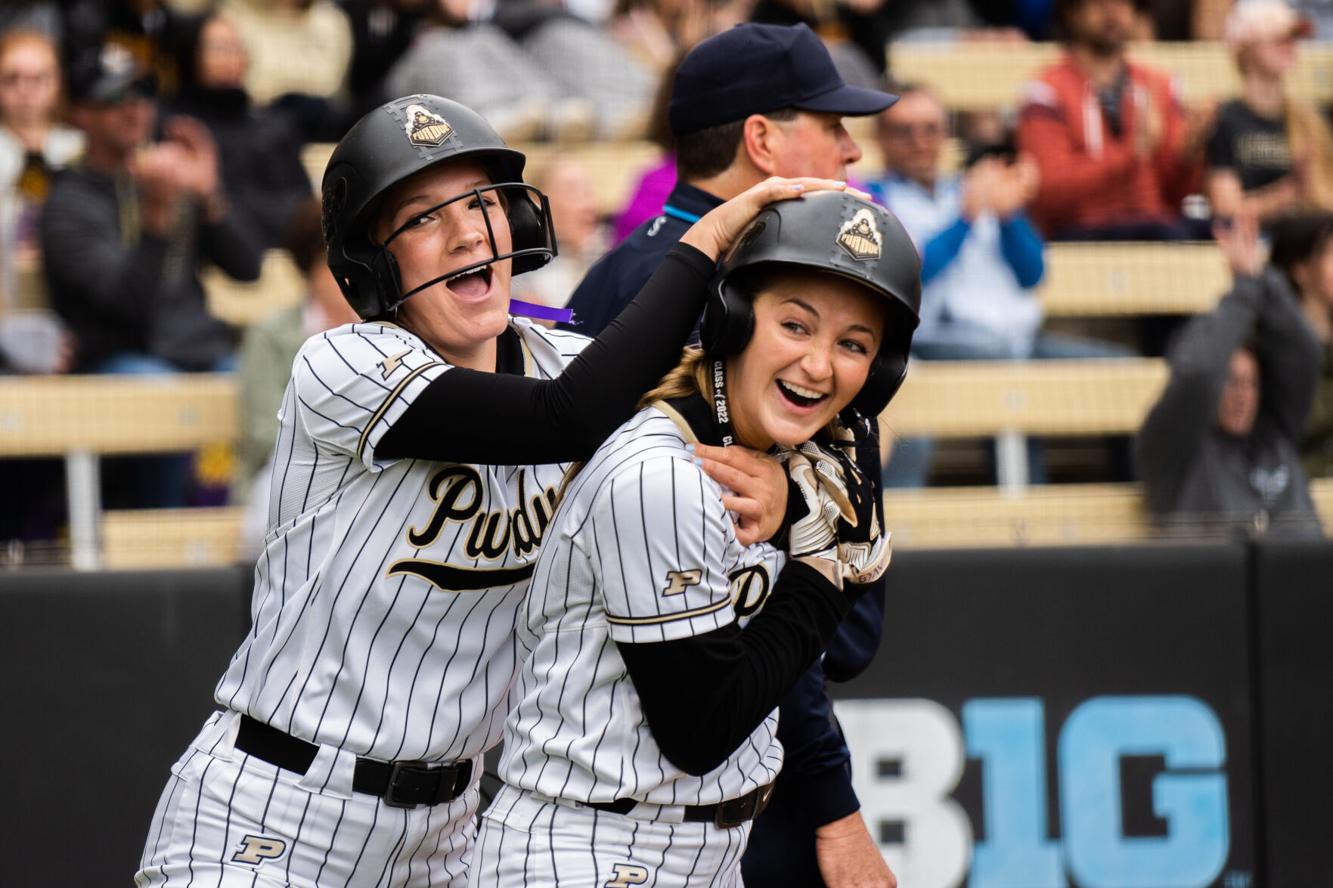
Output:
(668, 23), (897, 137)
(69, 44), (157, 104)
(1225, 0), (1313, 50)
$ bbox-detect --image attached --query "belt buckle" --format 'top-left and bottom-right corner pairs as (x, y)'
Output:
(713, 793), (757, 829)
(712, 784), (773, 829)
(384, 761), (446, 809)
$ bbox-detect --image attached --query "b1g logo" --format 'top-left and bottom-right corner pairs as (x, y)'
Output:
(835, 696), (1232, 888)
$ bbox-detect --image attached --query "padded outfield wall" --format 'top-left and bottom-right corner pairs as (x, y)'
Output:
(1, 543), (1327, 887)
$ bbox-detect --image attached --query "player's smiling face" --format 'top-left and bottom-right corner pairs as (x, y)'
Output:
(376, 158), (513, 367)
(726, 271), (884, 450)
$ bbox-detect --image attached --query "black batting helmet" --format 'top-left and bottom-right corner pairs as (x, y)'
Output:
(320, 94), (557, 319)
(700, 191), (921, 417)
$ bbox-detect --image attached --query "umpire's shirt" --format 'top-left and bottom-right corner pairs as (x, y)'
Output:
(563, 177), (890, 873)
(563, 182), (721, 337)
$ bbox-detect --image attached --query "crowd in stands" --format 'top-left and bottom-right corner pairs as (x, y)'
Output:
(1, 0), (1332, 550)
(1137, 209), (1326, 536)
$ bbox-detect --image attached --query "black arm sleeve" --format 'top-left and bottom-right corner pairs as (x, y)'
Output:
(377, 244), (714, 465)
(617, 559), (854, 777)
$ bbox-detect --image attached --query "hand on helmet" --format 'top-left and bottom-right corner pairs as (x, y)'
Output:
(679, 177), (872, 262)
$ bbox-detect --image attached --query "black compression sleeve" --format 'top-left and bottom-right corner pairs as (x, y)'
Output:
(377, 244), (715, 465)
(617, 560), (854, 777)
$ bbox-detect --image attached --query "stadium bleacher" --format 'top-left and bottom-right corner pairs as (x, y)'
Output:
(4, 40), (1331, 568)
(888, 40), (1333, 111)
(10, 352), (1327, 567)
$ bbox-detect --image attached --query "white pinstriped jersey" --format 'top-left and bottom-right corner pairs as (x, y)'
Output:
(498, 404), (787, 807)
(214, 317), (590, 763)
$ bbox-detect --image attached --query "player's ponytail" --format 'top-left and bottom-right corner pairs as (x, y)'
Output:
(638, 347), (711, 410)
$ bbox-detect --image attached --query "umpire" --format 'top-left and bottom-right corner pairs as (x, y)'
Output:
(565, 23), (899, 888)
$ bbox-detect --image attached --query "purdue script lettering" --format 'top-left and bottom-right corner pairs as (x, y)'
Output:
(388, 466), (560, 592)
(407, 466), (558, 559)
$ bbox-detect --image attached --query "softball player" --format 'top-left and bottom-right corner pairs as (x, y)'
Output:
(134, 94), (841, 887)
(472, 192), (921, 887)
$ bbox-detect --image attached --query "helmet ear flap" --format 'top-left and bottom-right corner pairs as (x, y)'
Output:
(848, 311), (913, 417)
(508, 188), (556, 275)
(700, 275), (755, 356)
(370, 247), (404, 315)
(849, 353), (902, 418)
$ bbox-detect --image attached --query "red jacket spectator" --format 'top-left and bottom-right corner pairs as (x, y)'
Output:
(1018, 54), (1198, 237)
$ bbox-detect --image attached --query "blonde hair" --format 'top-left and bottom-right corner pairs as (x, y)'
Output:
(638, 346), (711, 409)
(1286, 99), (1333, 209)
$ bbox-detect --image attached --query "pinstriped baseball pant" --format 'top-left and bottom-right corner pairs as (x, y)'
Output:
(134, 711), (482, 888)
(468, 784), (752, 888)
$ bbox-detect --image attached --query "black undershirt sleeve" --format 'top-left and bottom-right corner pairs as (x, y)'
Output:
(377, 243), (715, 465)
(617, 560), (855, 777)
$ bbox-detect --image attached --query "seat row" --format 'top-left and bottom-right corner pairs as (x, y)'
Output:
(7, 359), (1289, 565)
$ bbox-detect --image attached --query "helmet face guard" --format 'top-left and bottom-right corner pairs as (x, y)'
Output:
(373, 182), (557, 313)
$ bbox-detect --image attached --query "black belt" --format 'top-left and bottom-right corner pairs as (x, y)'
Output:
(235, 715), (472, 809)
(586, 782), (774, 829)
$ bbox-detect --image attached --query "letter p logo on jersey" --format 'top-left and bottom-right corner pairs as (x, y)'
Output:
(231, 834), (288, 865)
(662, 569), (702, 596)
(605, 863), (650, 887)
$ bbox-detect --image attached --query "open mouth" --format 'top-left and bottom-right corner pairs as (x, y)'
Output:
(444, 265), (492, 299)
(777, 380), (829, 410)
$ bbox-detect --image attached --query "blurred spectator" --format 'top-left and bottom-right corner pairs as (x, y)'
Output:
(613, 56), (678, 242)
(41, 44), (261, 376)
(1136, 212), (1324, 538)
(1267, 211), (1333, 477)
(1018, 0), (1210, 240)
(0, 28), (81, 375)
(235, 198), (358, 547)
(750, 0), (894, 83)
(608, 0), (748, 74)
(386, 0), (654, 141)
(221, 0), (354, 139)
(1287, 0), (1333, 38)
(41, 46), (262, 509)
(516, 155), (609, 310)
(1205, 0), (1333, 226)
(62, 0), (190, 99)
(870, 84), (1129, 486)
(1193, 0), (1243, 38)
(169, 11), (312, 249)
(755, 0), (1037, 82)
(565, 23), (892, 336)
(339, 0), (430, 118)
(870, 86), (1046, 361)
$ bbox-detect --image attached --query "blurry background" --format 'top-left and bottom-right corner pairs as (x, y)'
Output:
(0, 0), (1331, 885)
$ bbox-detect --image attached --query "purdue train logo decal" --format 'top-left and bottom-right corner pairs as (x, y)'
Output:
(837, 209), (883, 261)
(405, 105), (454, 147)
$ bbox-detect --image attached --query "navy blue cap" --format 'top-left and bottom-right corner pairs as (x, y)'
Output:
(668, 23), (897, 136)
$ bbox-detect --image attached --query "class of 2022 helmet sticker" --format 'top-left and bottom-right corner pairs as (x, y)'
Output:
(404, 104), (454, 148)
(837, 208), (883, 262)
